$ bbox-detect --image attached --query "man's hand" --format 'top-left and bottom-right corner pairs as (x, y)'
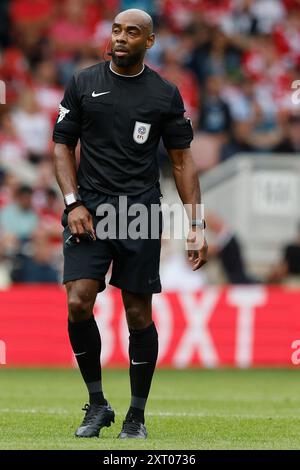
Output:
(186, 227), (208, 271)
(67, 205), (96, 243)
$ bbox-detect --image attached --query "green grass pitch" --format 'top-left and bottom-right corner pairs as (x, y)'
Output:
(0, 368), (300, 450)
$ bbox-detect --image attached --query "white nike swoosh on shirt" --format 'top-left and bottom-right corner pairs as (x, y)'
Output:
(92, 91), (111, 97)
(131, 359), (149, 365)
(74, 352), (87, 356)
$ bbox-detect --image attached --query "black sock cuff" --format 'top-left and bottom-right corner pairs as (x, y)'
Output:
(129, 323), (158, 348)
(68, 316), (96, 330)
(129, 321), (157, 337)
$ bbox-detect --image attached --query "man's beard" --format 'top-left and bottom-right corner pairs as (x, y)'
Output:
(111, 48), (144, 68)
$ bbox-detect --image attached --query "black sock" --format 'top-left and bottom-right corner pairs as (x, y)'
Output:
(126, 406), (145, 424)
(68, 316), (105, 405)
(126, 322), (158, 424)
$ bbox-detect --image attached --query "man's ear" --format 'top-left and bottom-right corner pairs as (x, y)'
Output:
(146, 33), (155, 50)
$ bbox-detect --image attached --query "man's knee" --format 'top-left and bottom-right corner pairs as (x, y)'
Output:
(67, 280), (103, 322)
(66, 279), (105, 322)
(126, 305), (148, 329)
(122, 292), (153, 330)
(68, 291), (92, 322)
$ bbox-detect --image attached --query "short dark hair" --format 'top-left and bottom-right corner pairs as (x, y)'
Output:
(46, 188), (57, 199)
(16, 185), (33, 196)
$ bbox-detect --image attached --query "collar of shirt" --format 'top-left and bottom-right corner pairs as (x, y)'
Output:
(109, 61), (145, 78)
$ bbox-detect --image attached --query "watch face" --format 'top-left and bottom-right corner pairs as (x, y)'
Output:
(65, 193), (77, 206)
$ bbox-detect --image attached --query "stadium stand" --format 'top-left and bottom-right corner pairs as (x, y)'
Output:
(0, 0), (300, 286)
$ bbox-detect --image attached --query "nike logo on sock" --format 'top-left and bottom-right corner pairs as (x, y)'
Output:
(131, 359), (149, 365)
(74, 352), (87, 356)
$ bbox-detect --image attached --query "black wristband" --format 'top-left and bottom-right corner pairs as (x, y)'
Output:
(65, 201), (84, 214)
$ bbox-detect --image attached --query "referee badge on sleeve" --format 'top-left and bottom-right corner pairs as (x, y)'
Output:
(133, 121), (151, 144)
(57, 104), (70, 123)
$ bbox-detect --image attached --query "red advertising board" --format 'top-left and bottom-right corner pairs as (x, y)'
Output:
(0, 285), (300, 367)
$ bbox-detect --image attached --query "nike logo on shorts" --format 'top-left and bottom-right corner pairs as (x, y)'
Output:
(131, 359), (149, 365)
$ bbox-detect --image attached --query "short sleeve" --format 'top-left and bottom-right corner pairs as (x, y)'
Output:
(161, 87), (193, 150)
(53, 75), (81, 146)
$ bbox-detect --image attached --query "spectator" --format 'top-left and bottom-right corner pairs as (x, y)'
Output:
(32, 60), (63, 124)
(160, 47), (199, 125)
(275, 114), (300, 152)
(0, 112), (27, 170)
(273, 7), (300, 67)
(0, 184), (38, 244)
(11, 89), (51, 163)
(199, 74), (232, 134)
(221, 77), (257, 123)
(0, 46), (31, 103)
(192, 75), (233, 171)
(188, 27), (242, 85)
(268, 222), (300, 283)
(251, 0), (285, 33)
(230, 102), (284, 154)
(0, 172), (20, 209)
(206, 212), (258, 284)
(146, 21), (179, 68)
(49, 0), (95, 83)
(11, 233), (59, 283)
(1, 0), (300, 286)
(38, 188), (63, 248)
(221, 0), (261, 37)
(10, 0), (56, 66)
(230, 0), (286, 35)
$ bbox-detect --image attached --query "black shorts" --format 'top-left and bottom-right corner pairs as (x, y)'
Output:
(62, 185), (163, 294)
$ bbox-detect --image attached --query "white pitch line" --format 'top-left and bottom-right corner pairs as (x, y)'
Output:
(0, 408), (68, 414)
(147, 412), (299, 419)
(0, 408), (298, 420)
(150, 396), (300, 403)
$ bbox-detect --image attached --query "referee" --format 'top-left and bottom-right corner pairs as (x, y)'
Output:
(53, 8), (208, 439)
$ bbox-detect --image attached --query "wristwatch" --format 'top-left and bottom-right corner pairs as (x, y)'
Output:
(64, 192), (83, 212)
(191, 218), (206, 230)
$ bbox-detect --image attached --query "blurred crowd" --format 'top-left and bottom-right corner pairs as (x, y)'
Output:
(0, 0), (300, 286)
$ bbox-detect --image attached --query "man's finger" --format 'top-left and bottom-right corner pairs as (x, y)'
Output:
(192, 257), (207, 271)
(68, 221), (78, 239)
(82, 217), (96, 240)
(68, 221), (81, 243)
(83, 225), (96, 240)
(74, 220), (85, 237)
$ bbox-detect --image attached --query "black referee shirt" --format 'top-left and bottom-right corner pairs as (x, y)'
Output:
(53, 61), (193, 195)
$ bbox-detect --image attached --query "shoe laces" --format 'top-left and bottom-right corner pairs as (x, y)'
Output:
(81, 403), (103, 426)
(122, 419), (142, 434)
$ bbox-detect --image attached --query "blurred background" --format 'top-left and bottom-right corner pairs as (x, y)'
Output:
(0, 0), (300, 369)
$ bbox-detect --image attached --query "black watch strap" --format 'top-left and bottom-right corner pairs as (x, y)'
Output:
(65, 201), (84, 214)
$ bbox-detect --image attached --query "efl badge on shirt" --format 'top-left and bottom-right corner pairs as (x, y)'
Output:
(133, 121), (151, 144)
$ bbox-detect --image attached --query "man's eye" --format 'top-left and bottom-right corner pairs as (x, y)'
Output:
(113, 29), (120, 34)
